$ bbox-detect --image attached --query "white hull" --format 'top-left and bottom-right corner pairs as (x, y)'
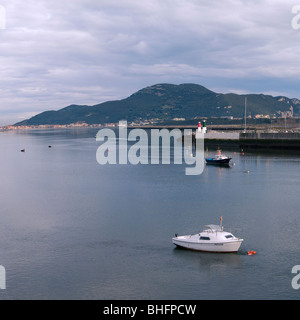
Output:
(172, 237), (243, 253)
(172, 223), (243, 253)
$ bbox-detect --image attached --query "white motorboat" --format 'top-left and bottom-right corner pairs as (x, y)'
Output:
(172, 219), (243, 253)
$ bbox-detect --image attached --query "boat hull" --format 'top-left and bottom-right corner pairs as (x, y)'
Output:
(205, 157), (232, 165)
(172, 237), (243, 253)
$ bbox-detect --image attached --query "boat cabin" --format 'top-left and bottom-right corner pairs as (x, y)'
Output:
(199, 225), (235, 241)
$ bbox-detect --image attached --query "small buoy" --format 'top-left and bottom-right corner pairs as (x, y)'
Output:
(48, 145), (52, 148)
(248, 250), (256, 255)
(245, 170), (250, 174)
(20, 149), (25, 152)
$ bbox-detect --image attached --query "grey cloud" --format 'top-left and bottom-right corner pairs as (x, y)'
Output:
(0, 0), (299, 125)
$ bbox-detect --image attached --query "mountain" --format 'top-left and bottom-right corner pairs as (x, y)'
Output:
(14, 83), (300, 126)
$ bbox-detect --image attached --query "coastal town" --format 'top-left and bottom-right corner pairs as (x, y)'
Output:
(3, 113), (299, 132)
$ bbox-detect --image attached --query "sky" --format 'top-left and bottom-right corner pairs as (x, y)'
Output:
(0, 0), (300, 125)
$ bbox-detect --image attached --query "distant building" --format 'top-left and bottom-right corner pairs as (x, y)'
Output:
(172, 118), (186, 121)
(254, 114), (270, 119)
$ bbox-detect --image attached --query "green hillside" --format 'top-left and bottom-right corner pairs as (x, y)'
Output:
(14, 83), (300, 126)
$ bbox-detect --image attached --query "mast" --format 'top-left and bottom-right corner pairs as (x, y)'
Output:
(244, 97), (247, 132)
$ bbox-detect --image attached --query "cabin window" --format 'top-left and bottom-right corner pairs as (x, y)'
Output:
(225, 235), (233, 239)
(200, 236), (210, 240)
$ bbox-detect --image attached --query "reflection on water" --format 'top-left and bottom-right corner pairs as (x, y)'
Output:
(172, 247), (242, 269)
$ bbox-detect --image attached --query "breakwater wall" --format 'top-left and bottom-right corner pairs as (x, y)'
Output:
(192, 131), (300, 150)
(239, 132), (300, 150)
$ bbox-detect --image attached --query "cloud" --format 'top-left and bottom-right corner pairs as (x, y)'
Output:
(0, 0), (299, 125)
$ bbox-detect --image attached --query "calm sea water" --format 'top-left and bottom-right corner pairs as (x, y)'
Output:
(0, 128), (299, 300)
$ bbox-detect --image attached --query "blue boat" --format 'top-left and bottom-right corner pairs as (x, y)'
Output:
(205, 149), (232, 165)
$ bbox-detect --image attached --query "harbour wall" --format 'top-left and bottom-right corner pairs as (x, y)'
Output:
(194, 131), (300, 150)
(239, 132), (300, 150)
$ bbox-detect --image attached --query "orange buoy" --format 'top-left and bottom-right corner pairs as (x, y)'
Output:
(248, 250), (256, 255)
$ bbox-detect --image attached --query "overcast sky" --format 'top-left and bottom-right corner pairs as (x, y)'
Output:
(0, 0), (299, 125)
